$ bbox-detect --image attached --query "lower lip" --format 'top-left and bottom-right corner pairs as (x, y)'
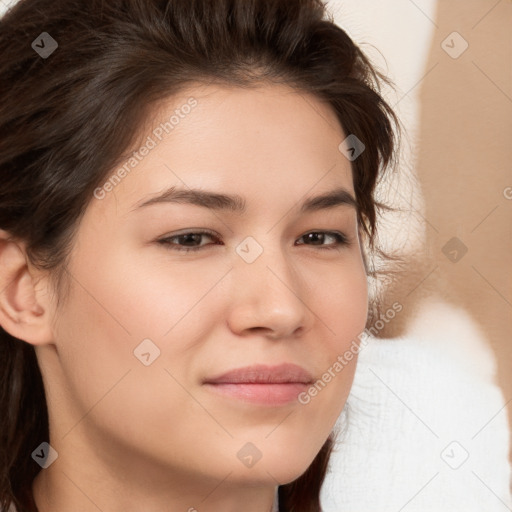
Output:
(204, 382), (309, 406)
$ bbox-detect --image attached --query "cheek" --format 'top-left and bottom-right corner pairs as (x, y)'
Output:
(66, 243), (217, 347)
(305, 259), (368, 412)
(49, 249), (211, 456)
(311, 255), (369, 352)
(51, 244), (223, 408)
(50, 270), (137, 421)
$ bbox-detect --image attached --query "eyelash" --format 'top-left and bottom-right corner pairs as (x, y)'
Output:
(156, 229), (352, 253)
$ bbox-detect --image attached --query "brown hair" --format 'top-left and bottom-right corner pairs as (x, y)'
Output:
(0, 0), (400, 510)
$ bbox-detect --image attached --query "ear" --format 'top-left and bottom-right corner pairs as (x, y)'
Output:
(0, 229), (55, 346)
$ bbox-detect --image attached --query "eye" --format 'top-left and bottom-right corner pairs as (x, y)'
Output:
(157, 230), (221, 253)
(295, 231), (351, 251)
(156, 229), (352, 253)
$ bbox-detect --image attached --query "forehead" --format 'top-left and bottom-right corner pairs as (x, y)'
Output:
(97, 82), (355, 217)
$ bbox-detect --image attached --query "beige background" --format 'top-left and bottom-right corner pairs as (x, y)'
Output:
(331, 0), (512, 465)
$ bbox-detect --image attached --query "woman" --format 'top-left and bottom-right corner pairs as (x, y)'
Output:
(0, 0), (399, 510)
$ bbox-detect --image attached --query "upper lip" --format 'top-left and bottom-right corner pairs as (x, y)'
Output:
(203, 363), (314, 384)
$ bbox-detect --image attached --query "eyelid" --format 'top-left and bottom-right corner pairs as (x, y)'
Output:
(155, 228), (353, 253)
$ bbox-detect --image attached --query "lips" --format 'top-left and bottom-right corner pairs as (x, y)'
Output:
(203, 363), (314, 385)
(203, 363), (314, 406)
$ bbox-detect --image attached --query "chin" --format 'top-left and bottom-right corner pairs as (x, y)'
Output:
(226, 443), (324, 487)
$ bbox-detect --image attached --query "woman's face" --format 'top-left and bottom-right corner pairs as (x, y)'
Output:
(38, 83), (368, 498)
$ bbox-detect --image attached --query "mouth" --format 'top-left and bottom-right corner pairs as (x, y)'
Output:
(203, 363), (314, 406)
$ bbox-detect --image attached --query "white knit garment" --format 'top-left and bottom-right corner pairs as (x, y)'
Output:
(320, 299), (511, 511)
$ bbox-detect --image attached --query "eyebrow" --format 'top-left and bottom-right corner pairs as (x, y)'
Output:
(131, 185), (357, 214)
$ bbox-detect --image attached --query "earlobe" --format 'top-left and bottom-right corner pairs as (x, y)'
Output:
(0, 230), (54, 346)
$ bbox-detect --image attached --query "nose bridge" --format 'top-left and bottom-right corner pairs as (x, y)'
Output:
(227, 234), (312, 337)
(237, 234), (299, 292)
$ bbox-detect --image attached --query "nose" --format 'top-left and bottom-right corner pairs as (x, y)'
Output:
(226, 241), (315, 340)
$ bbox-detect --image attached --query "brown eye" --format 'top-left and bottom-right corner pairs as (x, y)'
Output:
(156, 229), (351, 254)
(296, 231), (350, 250)
(157, 230), (221, 253)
